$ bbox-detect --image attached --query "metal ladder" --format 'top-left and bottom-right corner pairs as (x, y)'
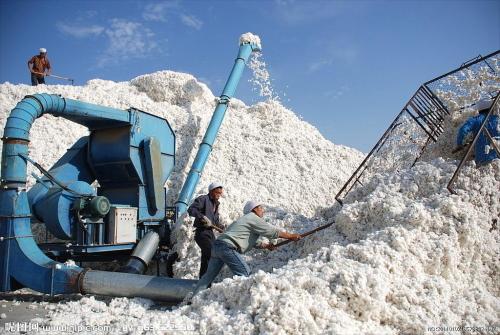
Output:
(404, 86), (448, 143)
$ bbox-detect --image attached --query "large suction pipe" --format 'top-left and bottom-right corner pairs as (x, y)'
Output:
(119, 231), (160, 274)
(80, 270), (196, 302)
(174, 35), (261, 217)
(1, 94), (129, 188)
(0, 94), (194, 301)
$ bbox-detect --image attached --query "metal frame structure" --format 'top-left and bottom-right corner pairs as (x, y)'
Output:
(336, 50), (499, 205)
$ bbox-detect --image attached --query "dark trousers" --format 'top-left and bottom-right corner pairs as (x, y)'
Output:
(194, 229), (215, 278)
(31, 73), (45, 86)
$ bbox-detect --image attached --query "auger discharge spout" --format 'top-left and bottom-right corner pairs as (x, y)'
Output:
(175, 34), (261, 218)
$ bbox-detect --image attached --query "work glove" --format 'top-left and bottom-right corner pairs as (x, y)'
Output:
(200, 215), (213, 228)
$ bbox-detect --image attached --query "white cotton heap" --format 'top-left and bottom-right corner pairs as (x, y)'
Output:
(0, 65), (498, 334)
(27, 158), (499, 335)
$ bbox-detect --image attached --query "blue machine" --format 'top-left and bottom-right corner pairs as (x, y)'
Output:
(0, 37), (261, 301)
(25, 104), (175, 254)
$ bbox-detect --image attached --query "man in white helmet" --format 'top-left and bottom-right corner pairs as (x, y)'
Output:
(28, 48), (51, 86)
(190, 201), (301, 297)
(188, 182), (225, 277)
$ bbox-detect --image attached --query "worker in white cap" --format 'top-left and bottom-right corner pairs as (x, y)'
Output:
(187, 182), (225, 277)
(27, 48), (51, 86)
(455, 98), (499, 165)
(190, 201), (301, 298)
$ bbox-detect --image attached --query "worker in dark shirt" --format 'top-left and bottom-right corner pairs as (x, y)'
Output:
(188, 182), (225, 277)
(28, 48), (51, 86)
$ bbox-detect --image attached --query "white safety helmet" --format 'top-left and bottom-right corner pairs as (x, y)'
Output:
(208, 182), (223, 192)
(243, 201), (262, 215)
(39, 48), (47, 53)
(475, 99), (492, 112)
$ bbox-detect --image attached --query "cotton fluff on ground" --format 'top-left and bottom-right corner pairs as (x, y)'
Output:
(32, 159), (499, 335)
(1, 72), (499, 333)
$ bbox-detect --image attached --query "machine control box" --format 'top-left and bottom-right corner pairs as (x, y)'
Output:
(107, 206), (138, 243)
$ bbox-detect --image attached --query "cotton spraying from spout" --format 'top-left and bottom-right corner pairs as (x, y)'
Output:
(240, 32), (279, 101)
(174, 33), (262, 219)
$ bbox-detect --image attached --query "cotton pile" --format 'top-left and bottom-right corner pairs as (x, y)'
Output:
(22, 155), (499, 335)
(0, 50), (498, 335)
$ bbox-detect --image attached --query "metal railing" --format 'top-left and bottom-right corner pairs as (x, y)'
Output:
(335, 50), (499, 205)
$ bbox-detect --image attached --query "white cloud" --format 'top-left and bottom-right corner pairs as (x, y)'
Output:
(198, 77), (213, 86)
(98, 19), (159, 67)
(331, 48), (358, 64)
(57, 22), (104, 38)
(58, 16), (164, 68)
(308, 59), (333, 73)
(83, 10), (99, 19)
(324, 85), (350, 100)
(273, 0), (342, 25)
(307, 45), (358, 73)
(180, 14), (203, 30)
(143, 1), (178, 22)
(142, 2), (202, 30)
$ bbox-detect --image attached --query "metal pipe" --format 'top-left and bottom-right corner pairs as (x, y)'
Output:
(2, 94), (128, 186)
(80, 270), (196, 302)
(175, 38), (261, 218)
(120, 231), (160, 274)
(1, 94), (79, 293)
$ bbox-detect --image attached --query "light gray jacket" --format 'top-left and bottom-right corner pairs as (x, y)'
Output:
(218, 212), (279, 253)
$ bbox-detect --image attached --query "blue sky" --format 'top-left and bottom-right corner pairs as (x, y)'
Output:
(1, 0), (498, 152)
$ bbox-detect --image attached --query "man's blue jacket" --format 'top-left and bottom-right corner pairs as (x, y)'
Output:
(456, 112), (499, 165)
